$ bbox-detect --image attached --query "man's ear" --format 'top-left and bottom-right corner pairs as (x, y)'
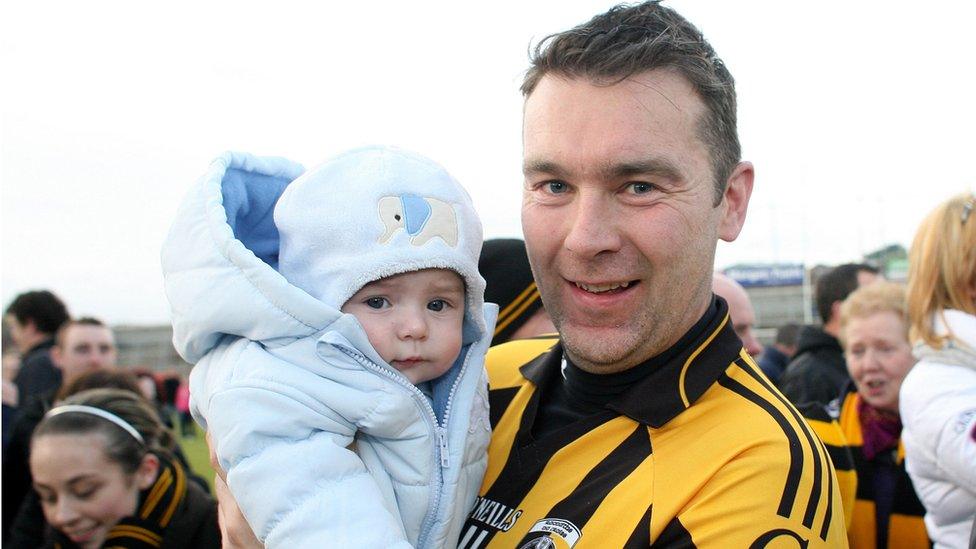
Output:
(831, 301), (843, 324)
(50, 345), (64, 369)
(718, 161), (754, 242)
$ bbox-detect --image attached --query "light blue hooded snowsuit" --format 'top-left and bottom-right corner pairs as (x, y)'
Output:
(161, 147), (496, 548)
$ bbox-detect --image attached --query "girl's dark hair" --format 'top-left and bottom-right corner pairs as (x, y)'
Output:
(56, 369), (142, 401)
(32, 388), (176, 474)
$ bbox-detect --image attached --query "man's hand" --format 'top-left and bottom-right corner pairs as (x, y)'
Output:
(207, 431), (262, 549)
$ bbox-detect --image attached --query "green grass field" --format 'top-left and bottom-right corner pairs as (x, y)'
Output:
(175, 420), (215, 493)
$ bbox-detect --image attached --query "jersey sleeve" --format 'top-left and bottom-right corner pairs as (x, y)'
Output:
(669, 439), (849, 547)
(797, 400), (857, 535)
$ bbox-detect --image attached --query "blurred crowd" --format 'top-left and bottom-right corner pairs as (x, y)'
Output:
(713, 193), (976, 548)
(2, 192), (974, 548)
(1, 296), (207, 548)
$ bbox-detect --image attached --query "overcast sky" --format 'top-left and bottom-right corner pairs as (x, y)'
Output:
(3, 1), (974, 325)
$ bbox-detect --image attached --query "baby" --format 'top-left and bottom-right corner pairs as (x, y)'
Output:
(162, 146), (495, 548)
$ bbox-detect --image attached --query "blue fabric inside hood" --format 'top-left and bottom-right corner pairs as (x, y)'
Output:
(221, 166), (292, 271)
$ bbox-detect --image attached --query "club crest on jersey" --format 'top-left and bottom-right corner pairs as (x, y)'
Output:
(517, 518), (582, 549)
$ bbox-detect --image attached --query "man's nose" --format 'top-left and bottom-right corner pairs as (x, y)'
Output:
(745, 334), (763, 358)
(563, 191), (622, 258)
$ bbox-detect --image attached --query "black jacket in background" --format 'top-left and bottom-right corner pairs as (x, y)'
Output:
(12, 340), (60, 404)
(2, 388), (55, 546)
(757, 345), (790, 384)
(777, 325), (850, 407)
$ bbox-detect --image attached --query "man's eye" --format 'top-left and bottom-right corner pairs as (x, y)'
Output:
(428, 300), (447, 312)
(627, 182), (656, 194)
(545, 181), (568, 194)
(365, 297), (388, 309)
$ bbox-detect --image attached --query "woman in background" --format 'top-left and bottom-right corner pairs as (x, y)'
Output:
(835, 282), (927, 547)
(29, 388), (219, 548)
(901, 192), (976, 549)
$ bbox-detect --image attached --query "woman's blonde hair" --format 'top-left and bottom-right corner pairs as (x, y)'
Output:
(906, 192), (976, 348)
(838, 282), (908, 347)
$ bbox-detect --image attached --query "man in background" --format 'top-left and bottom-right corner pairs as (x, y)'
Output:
(2, 317), (117, 545)
(712, 272), (763, 357)
(3, 290), (69, 403)
(778, 263), (880, 405)
(758, 323), (799, 384)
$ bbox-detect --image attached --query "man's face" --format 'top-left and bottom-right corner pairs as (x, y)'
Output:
(856, 270), (881, 288)
(713, 276), (763, 357)
(521, 71), (751, 373)
(4, 314), (31, 353)
(52, 325), (117, 384)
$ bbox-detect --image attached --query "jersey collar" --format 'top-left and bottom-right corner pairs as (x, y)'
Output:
(519, 296), (744, 428)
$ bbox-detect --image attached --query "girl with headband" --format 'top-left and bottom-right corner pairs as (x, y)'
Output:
(28, 388), (220, 548)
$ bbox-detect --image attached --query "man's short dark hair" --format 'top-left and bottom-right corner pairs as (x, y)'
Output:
(4, 290), (69, 336)
(774, 323), (800, 347)
(815, 263), (880, 324)
(54, 317), (108, 348)
(521, 0), (739, 205)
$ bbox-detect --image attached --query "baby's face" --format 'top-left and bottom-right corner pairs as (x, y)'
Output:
(341, 269), (465, 384)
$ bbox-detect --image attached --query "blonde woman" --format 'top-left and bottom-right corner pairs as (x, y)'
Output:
(901, 193), (976, 549)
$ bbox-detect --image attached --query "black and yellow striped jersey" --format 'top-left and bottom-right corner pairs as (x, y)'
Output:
(458, 300), (848, 548)
(796, 400), (857, 542)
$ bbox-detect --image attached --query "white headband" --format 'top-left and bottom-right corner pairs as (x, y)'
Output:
(45, 404), (145, 445)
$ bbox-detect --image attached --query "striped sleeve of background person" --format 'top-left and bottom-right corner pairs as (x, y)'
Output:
(457, 303), (848, 548)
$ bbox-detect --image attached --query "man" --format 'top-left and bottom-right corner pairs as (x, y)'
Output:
(778, 263), (880, 406)
(712, 272), (763, 357)
(758, 323), (800, 384)
(214, 3), (847, 546)
(2, 317), (117, 544)
(458, 3), (845, 546)
(3, 290), (69, 403)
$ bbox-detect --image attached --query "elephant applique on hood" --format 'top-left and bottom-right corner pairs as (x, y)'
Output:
(377, 194), (459, 247)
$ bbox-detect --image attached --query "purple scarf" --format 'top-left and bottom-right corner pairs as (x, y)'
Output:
(858, 398), (903, 461)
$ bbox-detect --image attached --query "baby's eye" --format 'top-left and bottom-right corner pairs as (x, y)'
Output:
(427, 300), (447, 312)
(365, 297), (388, 309)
